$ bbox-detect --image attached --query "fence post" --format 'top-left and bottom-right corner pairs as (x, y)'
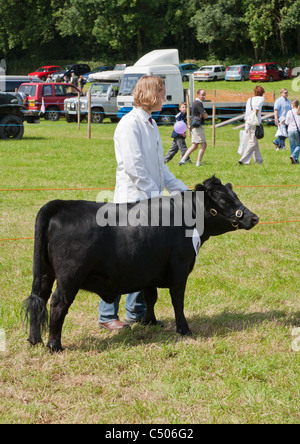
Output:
(77, 92), (81, 130)
(87, 92), (91, 139)
(212, 105), (216, 146)
(185, 89), (191, 138)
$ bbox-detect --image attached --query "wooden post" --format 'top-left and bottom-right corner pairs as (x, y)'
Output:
(87, 92), (91, 139)
(77, 92), (81, 130)
(185, 89), (191, 138)
(212, 105), (216, 146)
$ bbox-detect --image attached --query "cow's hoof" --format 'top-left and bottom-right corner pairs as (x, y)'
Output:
(142, 319), (164, 327)
(47, 340), (63, 353)
(27, 337), (43, 346)
(177, 329), (193, 336)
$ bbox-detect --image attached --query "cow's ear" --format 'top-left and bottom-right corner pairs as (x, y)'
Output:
(225, 183), (233, 190)
(194, 184), (206, 192)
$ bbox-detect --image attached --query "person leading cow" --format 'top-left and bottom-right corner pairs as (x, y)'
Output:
(98, 76), (189, 331)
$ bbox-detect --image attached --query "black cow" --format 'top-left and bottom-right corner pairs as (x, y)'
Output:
(23, 176), (259, 351)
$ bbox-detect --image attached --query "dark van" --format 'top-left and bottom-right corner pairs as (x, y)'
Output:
(0, 75), (43, 92)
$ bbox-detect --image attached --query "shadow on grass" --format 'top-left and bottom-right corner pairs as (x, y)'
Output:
(67, 309), (300, 352)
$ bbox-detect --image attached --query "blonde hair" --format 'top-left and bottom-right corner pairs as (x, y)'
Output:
(133, 76), (164, 111)
(292, 99), (300, 115)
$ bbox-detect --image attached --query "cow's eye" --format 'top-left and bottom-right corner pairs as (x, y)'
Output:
(219, 198), (227, 206)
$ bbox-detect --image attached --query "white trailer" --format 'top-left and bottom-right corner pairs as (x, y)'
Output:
(117, 49), (184, 124)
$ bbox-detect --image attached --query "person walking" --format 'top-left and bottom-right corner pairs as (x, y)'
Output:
(273, 88), (291, 150)
(239, 85), (265, 165)
(164, 102), (190, 163)
(178, 89), (208, 167)
(285, 99), (300, 164)
(98, 76), (189, 331)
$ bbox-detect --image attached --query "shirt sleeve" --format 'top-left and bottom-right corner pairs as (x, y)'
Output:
(114, 121), (160, 198)
(163, 164), (189, 195)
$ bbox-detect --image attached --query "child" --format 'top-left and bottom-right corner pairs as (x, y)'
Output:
(164, 102), (191, 163)
(273, 115), (288, 150)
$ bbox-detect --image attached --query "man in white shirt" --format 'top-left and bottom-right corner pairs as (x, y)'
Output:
(99, 76), (189, 331)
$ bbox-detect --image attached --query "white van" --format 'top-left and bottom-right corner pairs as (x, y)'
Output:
(117, 49), (184, 124)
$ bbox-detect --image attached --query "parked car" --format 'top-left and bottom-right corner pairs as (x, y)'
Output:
(88, 64), (128, 82)
(64, 82), (119, 123)
(0, 75), (43, 92)
(178, 63), (199, 82)
(84, 66), (114, 83)
(193, 65), (226, 81)
(249, 63), (284, 82)
(51, 63), (91, 82)
(28, 65), (61, 81)
(225, 64), (250, 81)
(0, 91), (40, 139)
(18, 82), (82, 121)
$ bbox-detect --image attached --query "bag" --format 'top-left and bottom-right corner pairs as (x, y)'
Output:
(255, 124), (264, 139)
(191, 102), (202, 128)
(238, 130), (249, 155)
(191, 117), (202, 128)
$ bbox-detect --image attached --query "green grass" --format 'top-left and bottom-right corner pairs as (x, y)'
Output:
(0, 118), (299, 424)
(186, 78), (300, 100)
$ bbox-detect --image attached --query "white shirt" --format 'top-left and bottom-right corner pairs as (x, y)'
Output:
(245, 96), (265, 130)
(114, 107), (188, 203)
(285, 109), (300, 132)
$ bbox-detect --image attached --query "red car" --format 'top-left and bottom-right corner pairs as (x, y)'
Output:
(18, 82), (82, 121)
(249, 63), (284, 82)
(28, 65), (61, 81)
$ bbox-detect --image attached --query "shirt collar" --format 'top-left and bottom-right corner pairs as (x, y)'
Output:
(135, 106), (152, 122)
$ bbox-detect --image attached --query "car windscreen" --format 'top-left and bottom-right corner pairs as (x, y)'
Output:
(199, 67), (213, 71)
(251, 65), (265, 71)
(227, 67), (239, 72)
(90, 83), (110, 95)
(119, 73), (144, 95)
(19, 84), (36, 96)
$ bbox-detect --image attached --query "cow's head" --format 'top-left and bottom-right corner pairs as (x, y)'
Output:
(195, 176), (259, 235)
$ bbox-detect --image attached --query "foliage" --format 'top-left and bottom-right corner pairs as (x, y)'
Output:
(0, 0), (300, 65)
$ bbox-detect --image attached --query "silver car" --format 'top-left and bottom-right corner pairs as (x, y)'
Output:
(193, 65), (226, 81)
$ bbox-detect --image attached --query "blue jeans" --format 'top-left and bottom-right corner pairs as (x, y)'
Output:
(288, 131), (300, 163)
(273, 136), (286, 149)
(98, 291), (146, 323)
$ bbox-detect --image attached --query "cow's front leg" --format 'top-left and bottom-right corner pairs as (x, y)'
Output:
(143, 286), (158, 325)
(169, 284), (192, 335)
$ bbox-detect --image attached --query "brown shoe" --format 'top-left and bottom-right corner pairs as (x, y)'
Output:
(290, 156), (296, 164)
(99, 320), (130, 331)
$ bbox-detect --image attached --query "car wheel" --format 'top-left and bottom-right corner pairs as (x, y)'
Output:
(241, 76), (245, 81)
(213, 76), (217, 81)
(91, 108), (104, 124)
(65, 113), (77, 123)
(0, 115), (24, 139)
(45, 107), (60, 121)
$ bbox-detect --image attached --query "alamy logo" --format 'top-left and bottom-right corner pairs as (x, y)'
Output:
(95, 191), (204, 238)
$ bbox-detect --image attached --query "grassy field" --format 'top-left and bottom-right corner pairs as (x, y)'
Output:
(0, 114), (299, 424)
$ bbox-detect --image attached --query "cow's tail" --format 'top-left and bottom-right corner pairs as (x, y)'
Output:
(23, 202), (56, 345)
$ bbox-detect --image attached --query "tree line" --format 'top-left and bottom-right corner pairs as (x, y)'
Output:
(0, 0), (299, 67)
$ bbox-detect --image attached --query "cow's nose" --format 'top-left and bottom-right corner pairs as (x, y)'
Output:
(252, 215), (259, 225)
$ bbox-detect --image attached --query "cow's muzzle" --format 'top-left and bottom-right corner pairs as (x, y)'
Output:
(210, 205), (259, 229)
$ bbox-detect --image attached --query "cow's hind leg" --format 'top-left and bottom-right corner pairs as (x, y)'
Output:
(24, 272), (55, 346)
(169, 284), (192, 336)
(143, 286), (158, 325)
(47, 286), (77, 352)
